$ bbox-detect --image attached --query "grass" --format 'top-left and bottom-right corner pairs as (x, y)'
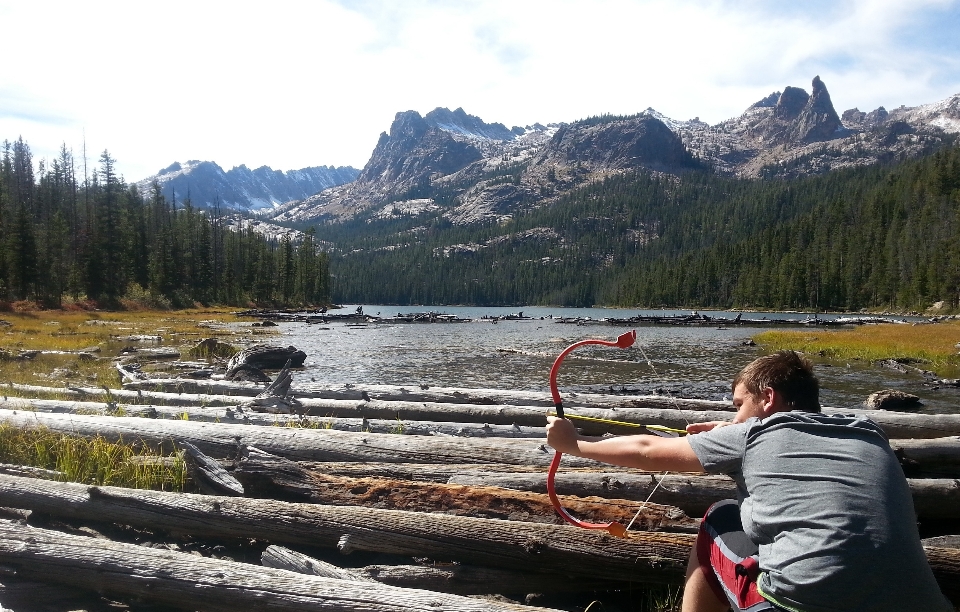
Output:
(0, 308), (269, 393)
(754, 321), (960, 378)
(0, 423), (187, 491)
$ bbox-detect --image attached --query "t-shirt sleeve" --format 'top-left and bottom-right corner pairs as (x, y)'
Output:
(686, 420), (751, 474)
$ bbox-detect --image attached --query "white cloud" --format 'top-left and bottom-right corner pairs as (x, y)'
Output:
(1, 0), (958, 182)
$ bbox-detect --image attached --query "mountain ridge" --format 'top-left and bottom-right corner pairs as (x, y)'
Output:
(135, 160), (359, 211)
(267, 76), (960, 227)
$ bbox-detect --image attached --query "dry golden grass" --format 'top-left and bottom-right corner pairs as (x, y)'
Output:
(754, 321), (960, 377)
(0, 308), (272, 390)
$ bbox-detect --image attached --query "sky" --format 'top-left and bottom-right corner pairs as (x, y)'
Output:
(2, 0), (960, 183)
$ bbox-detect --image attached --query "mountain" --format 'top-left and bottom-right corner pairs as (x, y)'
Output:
(267, 77), (959, 227)
(270, 109), (700, 225)
(135, 161), (360, 211)
(672, 76), (959, 177)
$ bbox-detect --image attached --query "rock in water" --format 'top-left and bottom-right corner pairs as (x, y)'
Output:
(865, 389), (923, 411)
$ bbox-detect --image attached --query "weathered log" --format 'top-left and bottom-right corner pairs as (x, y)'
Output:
(0, 520), (559, 612)
(262, 544), (369, 580)
(239, 360), (302, 413)
(302, 461), (551, 481)
(3, 473), (959, 599)
(0, 408), (597, 467)
(450, 471), (960, 522)
(123, 379), (731, 410)
(892, 437), (960, 477)
(5, 396), (549, 437)
(181, 441), (244, 496)
(4, 383), (243, 407)
(286, 399), (960, 440)
(234, 455), (698, 530)
(0, 473), (693, 584)
(263, 545), (622, 595)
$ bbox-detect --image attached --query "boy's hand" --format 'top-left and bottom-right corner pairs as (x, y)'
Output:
(546, 415), (581, 455)
(685, 421), (732, 434)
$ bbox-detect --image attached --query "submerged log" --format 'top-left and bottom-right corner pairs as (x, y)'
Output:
(0, 520), (558, 612)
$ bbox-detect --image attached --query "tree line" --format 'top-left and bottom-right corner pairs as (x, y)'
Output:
(323, 142), (960, 311)
(0, 138), (329, 308)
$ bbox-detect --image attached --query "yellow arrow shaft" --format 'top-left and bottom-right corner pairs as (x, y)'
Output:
(548, 412), (688, 435)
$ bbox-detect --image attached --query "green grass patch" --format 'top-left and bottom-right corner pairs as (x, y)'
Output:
(754, 321), (960, 377)
(0, 423), (187, 491)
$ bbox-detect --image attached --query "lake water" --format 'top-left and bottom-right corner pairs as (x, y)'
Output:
(276, 305), (959, 414)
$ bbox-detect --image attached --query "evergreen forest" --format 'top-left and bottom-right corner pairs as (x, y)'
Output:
(323, 143), (960, 312)
(0, 138), (329, 309)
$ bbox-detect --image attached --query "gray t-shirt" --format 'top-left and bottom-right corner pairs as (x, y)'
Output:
(687, 411), (951, 612)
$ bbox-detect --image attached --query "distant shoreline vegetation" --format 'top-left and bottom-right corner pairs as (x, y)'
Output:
(324, 144), (960, 312)
(1, 138), (330, 310)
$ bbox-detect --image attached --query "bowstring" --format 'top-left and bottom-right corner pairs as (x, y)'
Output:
(624, 340), (692, 532)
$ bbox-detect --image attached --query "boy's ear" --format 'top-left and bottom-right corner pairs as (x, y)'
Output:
(760, 387), (777, 415)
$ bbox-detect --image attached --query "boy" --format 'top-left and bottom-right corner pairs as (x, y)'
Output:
(546, 351), (951, 611)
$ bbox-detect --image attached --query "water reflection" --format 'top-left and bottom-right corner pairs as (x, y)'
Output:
(281, 306), (959, 414)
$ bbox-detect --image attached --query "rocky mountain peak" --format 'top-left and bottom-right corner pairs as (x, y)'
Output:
(749, 92), (781, 109)
(423, 107), (517, 140)
(793, 75), (843, 142)
(774, 86), (810, 120)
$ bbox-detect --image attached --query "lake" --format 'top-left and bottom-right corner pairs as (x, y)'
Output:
(275, 305), (959, 414)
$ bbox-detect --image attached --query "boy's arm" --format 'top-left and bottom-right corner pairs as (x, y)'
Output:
(546, 416), (705, 473)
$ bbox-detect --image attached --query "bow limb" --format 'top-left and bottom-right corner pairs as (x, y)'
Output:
(546, 331), (636, 538)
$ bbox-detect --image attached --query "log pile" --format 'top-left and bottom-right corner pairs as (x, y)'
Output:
(1, 375), (959, 610)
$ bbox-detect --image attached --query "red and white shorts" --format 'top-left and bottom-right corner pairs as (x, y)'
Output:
(697, 500), (781, 612)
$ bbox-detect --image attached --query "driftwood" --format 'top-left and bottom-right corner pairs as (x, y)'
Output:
(0, 474), (694, 584)
(4, 383), (243, 407)
(262, 545), (621, 595)
(448, 471), (960, 522)
(181, 441), (244, 496)
(0, 520), (558, 612)
(234, 452), (698, 531)
(0, 409), (597, 467)
(238, 361), (303, 413)
(2, 406), (957, 475)
(2, 473), (958, 597)
(3, 396), (549, 437)
(122, 379), (731, 410)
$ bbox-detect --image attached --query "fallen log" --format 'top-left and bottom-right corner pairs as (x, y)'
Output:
(7, 397), (549, 437)
(5, 382), (243, 407)
(263, 545), (621, 595)
(892, 437), (960, 477)
(0, 474), (693, 584)
(3, 473), (959, 598)
(0, 408), (596, 467)
(233, 452), (698, 531)
(122, 379), (731, 410)
(289, 399), (960, 440)
(0, 520), (559, 612)
(449, 471), (960, 522)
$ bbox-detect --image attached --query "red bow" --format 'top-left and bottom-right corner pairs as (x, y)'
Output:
(546, 330), (636, 538)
